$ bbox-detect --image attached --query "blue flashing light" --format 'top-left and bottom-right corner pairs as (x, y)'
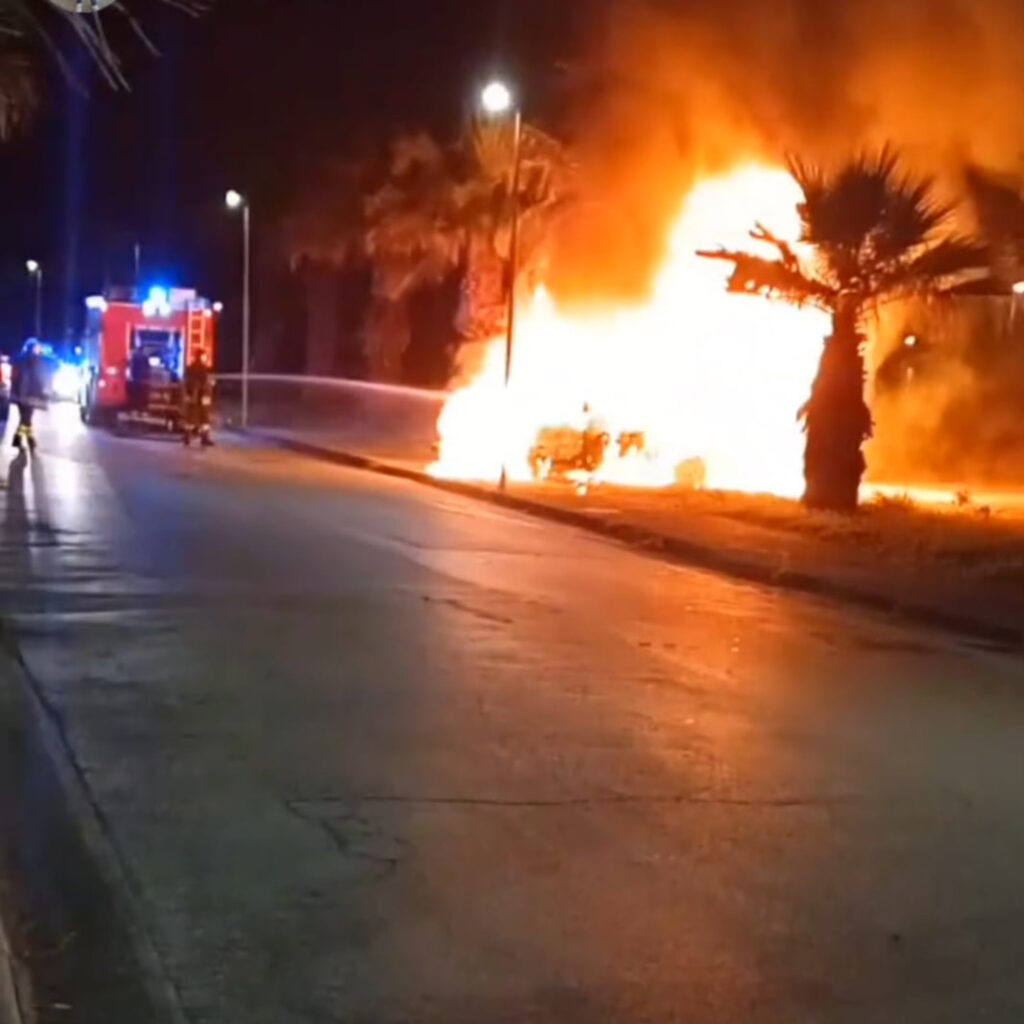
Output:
(142, 285), (172, 319)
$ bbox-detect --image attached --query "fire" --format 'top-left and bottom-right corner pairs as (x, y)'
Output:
(429, 164), (830, 497)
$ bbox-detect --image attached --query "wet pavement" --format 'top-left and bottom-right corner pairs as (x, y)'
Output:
(0, 406), (1023, 1023)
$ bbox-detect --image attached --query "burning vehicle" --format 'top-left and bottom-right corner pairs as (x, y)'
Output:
(527, 425), (612, 481)
(527, 426), (652, 482)
(524, 424), (708, 488)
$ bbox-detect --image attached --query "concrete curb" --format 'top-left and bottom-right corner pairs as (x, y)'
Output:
(255, 431), (1023, 652)
(0, 632), (190, 1024)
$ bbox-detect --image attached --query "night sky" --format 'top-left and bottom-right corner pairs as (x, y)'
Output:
(0, 0), (584, 350)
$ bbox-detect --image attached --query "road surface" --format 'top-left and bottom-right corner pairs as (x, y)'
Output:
(1, 405), (1022, 1023)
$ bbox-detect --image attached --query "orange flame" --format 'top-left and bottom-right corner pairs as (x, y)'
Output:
(429, 164), (830, 497)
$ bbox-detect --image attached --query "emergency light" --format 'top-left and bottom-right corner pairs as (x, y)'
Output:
(142, 286), (172, 319)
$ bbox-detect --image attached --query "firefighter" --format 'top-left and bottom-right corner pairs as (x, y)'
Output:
(129, 346), (151, 413)
(182, 350), (214, 447)
(10, 340), (48, 453)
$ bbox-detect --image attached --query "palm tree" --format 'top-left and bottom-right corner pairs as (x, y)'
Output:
(363, 119), (574, 326)
(701, 147), (990, 511)
(288, 119), (576, 381)
(963, 164), (1024, 288)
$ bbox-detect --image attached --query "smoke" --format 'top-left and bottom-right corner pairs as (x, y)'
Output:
(547, 0), (1024, 303)
(867, 297), (1024, 485)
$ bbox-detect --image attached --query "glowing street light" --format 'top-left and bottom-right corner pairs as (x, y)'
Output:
(25, 260), (42, 338)
(481, 80), (514, 115)
(225, 189), (252, 427)
(479, 79), (522, 492)
(1013, 280), (1024, 295)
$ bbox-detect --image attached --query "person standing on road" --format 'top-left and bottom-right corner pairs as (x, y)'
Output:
(129, 346), (151, 413)
(182, 350), (214, 447)
(10, 340), (48, 453)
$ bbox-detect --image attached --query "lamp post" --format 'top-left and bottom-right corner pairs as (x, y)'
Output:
(480, 79), (522, 491)
(1006, 280), (1024, 337)
(25, 259), (42, 338)
(225, 189), (252, 428)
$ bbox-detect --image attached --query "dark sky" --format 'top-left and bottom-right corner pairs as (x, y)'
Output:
(0, 0), (583, 349)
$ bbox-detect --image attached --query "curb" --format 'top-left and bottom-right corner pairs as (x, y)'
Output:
(0, 627), (190, 1024)
(254, 431), (1023, 652)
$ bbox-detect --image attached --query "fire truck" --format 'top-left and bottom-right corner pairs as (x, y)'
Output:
(80, 285), (217, 430)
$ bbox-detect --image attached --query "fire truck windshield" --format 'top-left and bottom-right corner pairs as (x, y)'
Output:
(132, 328), (184, 378)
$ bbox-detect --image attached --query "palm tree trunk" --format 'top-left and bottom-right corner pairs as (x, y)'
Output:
(801, 301), (873, 511)
(364, 297), (411, 382)
(303, 262), (340, 376)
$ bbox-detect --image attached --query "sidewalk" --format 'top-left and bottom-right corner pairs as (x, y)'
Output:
(257, 428), (1024, 648)
(0, 662), (25, 1024)
(1, 651), (28, 1024)
(0, 642), (174, 1024)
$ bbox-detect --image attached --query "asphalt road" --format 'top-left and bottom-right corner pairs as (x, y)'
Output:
(1, 406), (1023, 1023)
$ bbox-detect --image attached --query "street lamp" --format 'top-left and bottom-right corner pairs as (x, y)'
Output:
(225, 189), (252, 428)
(1009, 282), (1024, 335)
(480, 79), (522, 491)
(25, 259), (42, 338)
(481, 80), (514, 116)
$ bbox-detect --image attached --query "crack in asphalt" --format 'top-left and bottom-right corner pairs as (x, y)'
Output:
(421, 594), (515, 626)
(288, 792), (860, 810)
(283, 801), (412, 879)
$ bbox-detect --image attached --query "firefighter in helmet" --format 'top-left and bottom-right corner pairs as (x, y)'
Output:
(11, 339), (48, 453)
(182, 349), (214, 447)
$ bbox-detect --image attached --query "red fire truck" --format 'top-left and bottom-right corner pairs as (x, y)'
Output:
(80, 285), (217, 430)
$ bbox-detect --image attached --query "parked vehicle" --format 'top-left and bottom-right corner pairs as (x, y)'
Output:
(80, 285), (217, 432)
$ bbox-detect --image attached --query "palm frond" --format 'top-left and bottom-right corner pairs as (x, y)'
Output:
(873, 174), (952, 261)
(874, 236), (991, 296)
(703, 145), (991, 315)
(699, 248), (834, 309)
(787, 144), (959, 286)
(788, 147), (899, 253)
(963, 164), (1024, 284)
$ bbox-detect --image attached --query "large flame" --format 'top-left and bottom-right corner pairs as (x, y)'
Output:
(429, 164), (830, 497)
